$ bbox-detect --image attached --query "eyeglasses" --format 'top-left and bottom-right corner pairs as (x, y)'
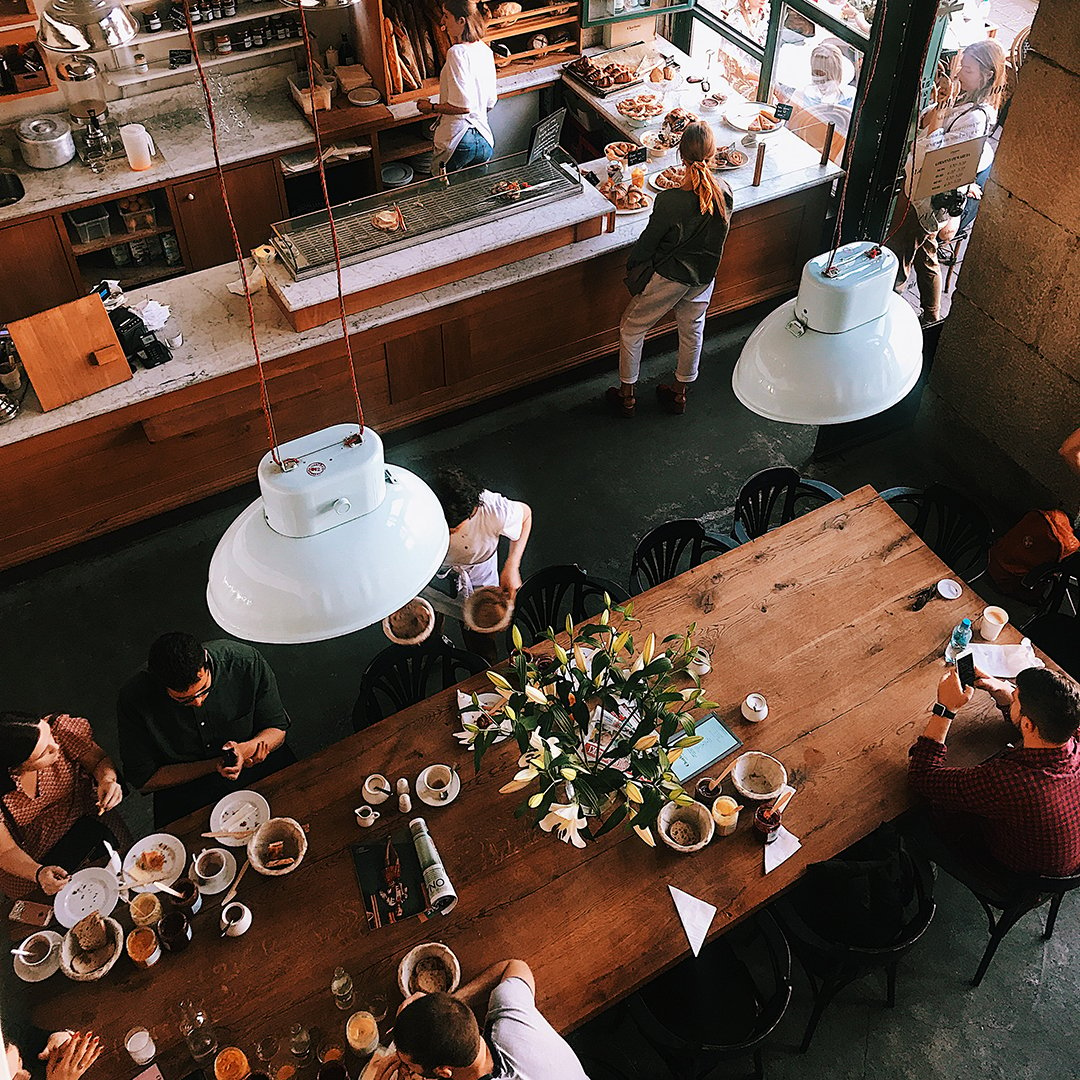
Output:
(168, 653), (213, 706)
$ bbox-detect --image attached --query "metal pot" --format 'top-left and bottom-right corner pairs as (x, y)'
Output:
(16, 116), (76, 170)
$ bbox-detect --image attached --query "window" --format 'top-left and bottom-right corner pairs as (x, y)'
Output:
(689, 17), (763, 98)
(696, 0), (772, 46)
(801, 0), (875, 39)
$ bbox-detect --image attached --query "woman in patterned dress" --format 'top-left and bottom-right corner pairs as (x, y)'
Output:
(0, 712), (123, 899)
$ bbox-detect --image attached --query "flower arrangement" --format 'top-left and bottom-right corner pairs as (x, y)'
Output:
(460, 599), (716, 847)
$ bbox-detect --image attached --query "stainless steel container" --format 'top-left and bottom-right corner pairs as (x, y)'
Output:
(16, 116), (76, 170)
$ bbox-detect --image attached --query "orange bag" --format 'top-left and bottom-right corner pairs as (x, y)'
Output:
(988, 509), (1080, 600)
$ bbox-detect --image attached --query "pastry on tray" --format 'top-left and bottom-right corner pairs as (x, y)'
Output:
(616, 93), (664, 121)
(371, 209), (401, 232)
(653, 165), (686, 189)
(663, 107), (698, 133)
(598, 179), (651, 211)
(605, 140), (639, 161)
(748, 109), (780, 132)
(713, 144), (749, 168)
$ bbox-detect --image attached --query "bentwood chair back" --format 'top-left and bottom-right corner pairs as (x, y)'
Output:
(627, 911), (792, 1080)
(1021, 551), (1080, 678)
(509, 564), (630, 649)
(880, 484), (993, 581)
(352, 635), (488, 732)
(732, 467), (843, 542)
(629, 519), (741, 592)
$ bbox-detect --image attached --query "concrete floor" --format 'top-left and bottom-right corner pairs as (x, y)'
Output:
(2, 319), (1075, 1079)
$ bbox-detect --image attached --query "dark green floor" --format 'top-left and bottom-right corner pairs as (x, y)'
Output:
(2, 321), (1075, 1079)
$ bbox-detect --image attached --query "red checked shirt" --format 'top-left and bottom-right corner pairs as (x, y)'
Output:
(908, 736), (1080, 876)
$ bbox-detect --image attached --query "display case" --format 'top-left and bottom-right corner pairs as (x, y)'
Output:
(271, 147), (584, 281)
(582, 0), (695, 27)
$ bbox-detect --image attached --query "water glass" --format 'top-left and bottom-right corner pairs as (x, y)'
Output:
(125, 1028), (156, 1066)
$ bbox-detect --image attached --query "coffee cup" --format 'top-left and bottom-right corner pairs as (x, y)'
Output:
(981, 605), (1008, 642)
(688, 646), (712, 677)
(20, 931), (53, 967)
(741, 693), (768, 722)
(419, 764), (453, 801)
(193, 848), (229, 889)
(219, 902), (252, 937)
(354, 805), (380, 827)
(362, 774), (391, 805)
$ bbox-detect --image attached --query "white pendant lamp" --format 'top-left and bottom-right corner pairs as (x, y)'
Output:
(732, 242), (923, 425)
(207, 425), (449, 644)
(38, 0), (138, 53)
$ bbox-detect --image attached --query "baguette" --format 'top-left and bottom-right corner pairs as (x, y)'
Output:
(394, 22), (422, 91)
(384, 17), (404, 96)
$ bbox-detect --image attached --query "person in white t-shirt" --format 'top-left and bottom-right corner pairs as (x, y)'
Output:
(417, 1), (498, 173)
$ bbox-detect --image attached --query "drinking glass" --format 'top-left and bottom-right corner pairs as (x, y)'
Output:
(318, 1037), (345, 1064)
(362, 993), (388, 1024)
(288, 1024), (312, 1066)
(125, 1028), (156, 1065)
(178, 1000), (218, 1064)
(255, 1035), (279, 1067)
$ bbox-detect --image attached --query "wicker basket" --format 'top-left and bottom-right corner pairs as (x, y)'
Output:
(248, 817), (308, 876)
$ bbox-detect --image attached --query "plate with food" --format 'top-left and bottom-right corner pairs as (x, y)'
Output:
(725, 104), (783, 134)
(616, 92), (664, 126)
(641, 129), (681, 160)
(398, 942), (461, 997)
(699, 92), (728, 112)
(490, 179), (532, 201)
(604, 140), (639, 162)
(649, 165), (686, 191)
(123, 833), (187, 891)
(662, 107), (698, 134)
(60, 913), (123, 982)
(598, 179), (652, 213)
(209, 790), (272, 847)
(711, 144), (749, 170)
(455, 690), (512, 747)
(54, 868), (119, 929)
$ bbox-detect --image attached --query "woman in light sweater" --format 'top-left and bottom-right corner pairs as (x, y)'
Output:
(418, 1), (498, 173)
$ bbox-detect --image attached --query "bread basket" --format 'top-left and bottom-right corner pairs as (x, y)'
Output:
(59, 917), (123, 982)
(248, 816), (308, 876)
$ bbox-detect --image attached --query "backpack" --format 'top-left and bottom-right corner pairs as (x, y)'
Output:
(988, 509), (1080, 601)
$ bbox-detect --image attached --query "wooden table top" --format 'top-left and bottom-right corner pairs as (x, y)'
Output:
(33, 485), (1017, 1072)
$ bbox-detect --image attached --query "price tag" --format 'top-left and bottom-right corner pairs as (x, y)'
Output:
(773, 102), (793, 120)
(627, 146), (648, 166)
(168, 49), (192, 68)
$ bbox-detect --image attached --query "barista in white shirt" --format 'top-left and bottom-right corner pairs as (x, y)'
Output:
(417, 1), (498, 173)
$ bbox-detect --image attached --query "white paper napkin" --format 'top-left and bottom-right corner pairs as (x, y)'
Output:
(669, 885), (716, 956)
(764, 826), (801, 874)
(967, 640), (1045, 679)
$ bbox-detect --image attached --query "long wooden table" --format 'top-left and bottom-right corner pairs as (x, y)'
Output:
(33, 486), (1014, 1074)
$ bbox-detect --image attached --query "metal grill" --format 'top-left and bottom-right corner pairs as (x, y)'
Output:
(273, 157), (581, 280)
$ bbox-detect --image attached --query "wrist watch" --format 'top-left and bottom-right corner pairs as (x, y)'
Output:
(932, 703), (956, 720)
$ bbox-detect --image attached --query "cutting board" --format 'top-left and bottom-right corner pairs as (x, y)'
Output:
(7, 294), (131, 411)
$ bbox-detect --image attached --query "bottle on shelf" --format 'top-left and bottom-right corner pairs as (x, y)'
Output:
(251, 20), (264, 46)
(946, 617), (973, 662)
(338, 32), (354, 66)
(145, 7), (163, 31)
(0, 50), (15, 94)
(331, 966), (354, 1010)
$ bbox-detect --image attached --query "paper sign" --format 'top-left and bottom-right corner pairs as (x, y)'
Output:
(911, 135), (984, 200)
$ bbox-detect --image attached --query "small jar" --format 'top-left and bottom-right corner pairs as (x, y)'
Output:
(188, 4), (201, 22)
(215, 31), (232, 52)
(145, 8), (162, 31)
(222, 0), (236, 15)
(251, 21), (264, 46)
(241, 26), (252, 49)
(201, 1), (213, 20)
(711, 796), (740, 837)
(211, 0), (221, 16)
(133, 52), (148, 73)
(753, 804), (783, 843)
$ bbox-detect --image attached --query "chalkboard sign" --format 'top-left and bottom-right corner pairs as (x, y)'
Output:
(627, 146), (648, 166)
(773, 102), (793, 120)
(168, 49), (192, 68)
(528, 108), (567, 164)
(583, 170), (600, 186)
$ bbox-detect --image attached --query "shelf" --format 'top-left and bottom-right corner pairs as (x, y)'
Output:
(0, 0), (35, 28)
(108, 39), (303, 86)
(486, 11), (579, 43)
(378, 127), (432, 163)
(81, 261), (187, 290)
(129, 2), (282, 43)
(0, 25), (56, 99)
(71, 221), (176, 256)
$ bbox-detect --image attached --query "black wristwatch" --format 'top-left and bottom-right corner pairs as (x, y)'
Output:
(932, 703), (956, 720)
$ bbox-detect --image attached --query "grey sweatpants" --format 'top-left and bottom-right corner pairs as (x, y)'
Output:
(619, 273), (715, 385)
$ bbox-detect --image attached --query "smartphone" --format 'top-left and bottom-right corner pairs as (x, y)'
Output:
(957, 652), (975, 689)
(9, 900), (53, 927)
(221, 746), (239, 768)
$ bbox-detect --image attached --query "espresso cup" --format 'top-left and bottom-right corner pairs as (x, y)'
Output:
(362, 774), (391, 805)
(20, 931), (53, 968)
(741, 693), (769, 723)
(355, 805), (380, 827)
(219, 902), (252, 937)
(420, 764), (453, 800)
(193, 848), (228, 889)
(981, 605), (1008, 642)
(688, 646), (712, 677)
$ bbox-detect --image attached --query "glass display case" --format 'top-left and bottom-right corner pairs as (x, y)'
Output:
(271, 148), (584, 281)
(582, 0), (695, 28)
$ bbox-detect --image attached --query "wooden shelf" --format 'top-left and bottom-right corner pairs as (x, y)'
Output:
(71, 221), (176, 256)
(378, 127), (432, 163)
(108, 39), (302, 85)
(81, 261), (187, 290)
(486, 11), (579, 43)
(130, 2), (285, 43)
(0, 0), (35, 28)
(0, 26), (56, 100)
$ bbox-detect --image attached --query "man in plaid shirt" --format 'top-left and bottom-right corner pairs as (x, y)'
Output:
(908, 665), (1080, 879)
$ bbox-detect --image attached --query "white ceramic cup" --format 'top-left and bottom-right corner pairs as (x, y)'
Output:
(355, 805), (380, 827)
(981, 605), (1008, 642)
(219, 902), (252, 937)
(741, 693), (769, 722)
(419, 764), (453, 801)
(688, 646), (712, 677)
(20, 931), (54, 968)
(362, 774), (391, 805)
(125, 1027), (156, 1065)
(192, 847), (229, 889)
(119, 123), (155, 171)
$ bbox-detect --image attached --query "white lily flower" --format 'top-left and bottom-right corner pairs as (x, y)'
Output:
(633, 733), (659, 750)
(631, 654), (645, 673)
(524, 684), (548, 706)
(538, 802), (588, 848)
(499, 776), (534, 794)
(633, 824), (656, 847)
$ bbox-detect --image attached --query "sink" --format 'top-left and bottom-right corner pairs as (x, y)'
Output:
(0, 170), (25, 207)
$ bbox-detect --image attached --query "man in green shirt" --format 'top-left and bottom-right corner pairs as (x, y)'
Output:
(118, 633), (294, 827)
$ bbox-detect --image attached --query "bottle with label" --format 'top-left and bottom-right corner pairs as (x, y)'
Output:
(409, 818), (457, 914)
(331, 966), (354, 1010)
(338, 32), (354, 66)
(251, 20), (264, 46)
(946, 617), (973, 662)
(145, 7), (162, 31)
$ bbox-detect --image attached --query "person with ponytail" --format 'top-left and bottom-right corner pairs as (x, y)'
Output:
(609, 122), (733, 417)
(418, 1), (498, 173)
(0, 712), (122, 899)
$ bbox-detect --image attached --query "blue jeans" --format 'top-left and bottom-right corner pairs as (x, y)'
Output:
(446, 128), (493, 173)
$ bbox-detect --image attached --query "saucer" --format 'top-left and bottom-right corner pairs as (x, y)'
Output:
(192, 847), (237, 895)
(416, 767), (461, 807)
(13, 930), (62, 983)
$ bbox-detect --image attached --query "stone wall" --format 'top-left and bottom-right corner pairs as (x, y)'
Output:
(915, 0), (1080, 519)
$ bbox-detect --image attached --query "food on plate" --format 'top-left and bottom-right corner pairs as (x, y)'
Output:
(644, 129), (681, 154)
(649, 67), (664, 83)
(411, 954), (454, 994)
(371, 209), (401, 232)
(712, 144), (749, 168)
(568, 56), (634, 89)
(663, 63), (677, 80)
(748, 109), (780, 132)
(598, 179), (651, 211)
(491, 179), (531, 200)
(604, 140), (638, 161)
(72, 911), (107, 953)
(663, 107), (698, 133)
(264, 839), (295, 869)
(700, 93), (727, 110)
(653, 165), (686, 189)
(135, 848), (166, 874)
(616, 93), (663, 121)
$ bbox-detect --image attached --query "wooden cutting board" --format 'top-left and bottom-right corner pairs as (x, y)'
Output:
(8, 294), (131, 411)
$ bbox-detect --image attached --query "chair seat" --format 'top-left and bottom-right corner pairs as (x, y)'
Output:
(1024, 613), (1080, 678)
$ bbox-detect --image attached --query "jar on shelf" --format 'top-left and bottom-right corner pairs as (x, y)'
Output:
(162, 232), (182, 264)
(215, 32), (232, 52)
(222, 0), (237, 16)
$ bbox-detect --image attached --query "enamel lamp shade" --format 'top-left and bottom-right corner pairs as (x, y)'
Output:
(207, 425), (449, 644)
(732, 242), (923, 425)
(38, 0), (139, 53)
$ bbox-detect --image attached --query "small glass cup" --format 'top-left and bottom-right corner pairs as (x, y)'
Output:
(361, 992), (388, 1024)
(125, 1027), (156, 1065)
(255, 1035), (279, 1068)
(129, 891), (163, 927)
(288, 1024), (312, 1066)
(318, 1038), (345, 1064)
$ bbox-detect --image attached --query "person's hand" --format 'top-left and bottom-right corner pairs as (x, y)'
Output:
(95, 776), (122, 814)
(415, 97), (433, 114)
(974, 667), (1015, 709)
(216, 741), (246, 781)
(967, 183), (982, 200)
(39, 1032), (73, 1060)
(37, 865), (70, 895)
(45, 1032), (102, 1080)
(238, 735), (272, 768)
(841, 2), (856, 16)
(938, 668), (974, 713)
(499, 564), (522, 597)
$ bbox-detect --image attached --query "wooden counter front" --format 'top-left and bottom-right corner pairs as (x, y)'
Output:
(0, 183), (829, 570)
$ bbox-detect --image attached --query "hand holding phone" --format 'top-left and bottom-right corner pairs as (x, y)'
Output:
(957, 651), (975, 689)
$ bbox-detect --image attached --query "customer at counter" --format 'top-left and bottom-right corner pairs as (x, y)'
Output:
(117, 633), (294, 827)
(0, 712), (123, 900)
(417, 1), (497, 173)
(608, 123), (733, 418)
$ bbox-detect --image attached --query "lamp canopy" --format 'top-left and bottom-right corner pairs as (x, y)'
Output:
(207, 425), (449, 644)
(732, 242), (923, 425)
(38, 0), (138, 53)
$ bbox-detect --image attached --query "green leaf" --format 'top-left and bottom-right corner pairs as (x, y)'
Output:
(594, 802), (627, 837)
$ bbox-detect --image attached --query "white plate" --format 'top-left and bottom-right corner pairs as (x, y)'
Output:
(192, 847), (237, 896)
(54, 867), (119, 929)
(122, 833), (187, 892)
(455, 691), (512, 747)
(417, 767), (462, 807)
(648, 172), (682, 192)
(347, 87), (382, 106)
(209, 790), (271, 847)
(724, 105), (783, 135)
(13, 930), (62, 983)
(616, 199), (653, 215)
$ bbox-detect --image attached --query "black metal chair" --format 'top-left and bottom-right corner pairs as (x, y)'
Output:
(732, 467), (843, 543)
(626, 911), (792, 1080)
(772, 840), (936, 1051)
(1021, 550), (1080, 678)
(509, 564), (630, 648)
(879, 483), (994, 581)
(629, 519), (741, 592)
(351, 635), (489, 732)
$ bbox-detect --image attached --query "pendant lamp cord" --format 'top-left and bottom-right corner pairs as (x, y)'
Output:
(297, 6), (365, 436)
(183, 1), (284, 467)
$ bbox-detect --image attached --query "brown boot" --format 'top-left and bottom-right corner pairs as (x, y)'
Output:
(605, 386), (636, 418)
(656, 383), (687, 415)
